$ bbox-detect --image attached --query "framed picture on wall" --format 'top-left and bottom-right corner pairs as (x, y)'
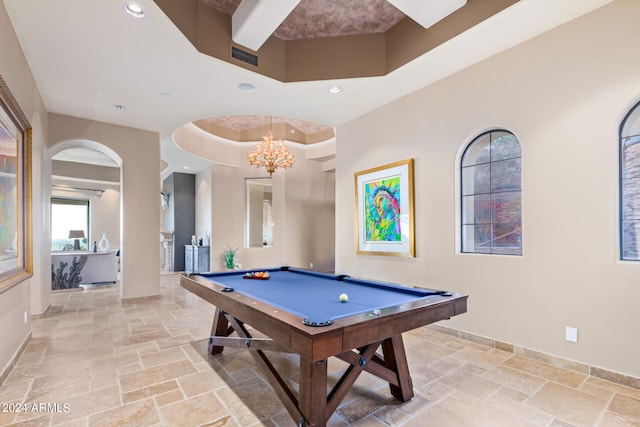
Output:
(354, 158), (415, 257)
(0, 74), (33, 294)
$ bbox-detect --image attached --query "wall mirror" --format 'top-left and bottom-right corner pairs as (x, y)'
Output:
(245, 178), (273, 248)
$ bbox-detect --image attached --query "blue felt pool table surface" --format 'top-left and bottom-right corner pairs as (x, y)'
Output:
(199, 267), (442, 324)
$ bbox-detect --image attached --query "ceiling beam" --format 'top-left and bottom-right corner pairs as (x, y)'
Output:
(232, 0), (301, 51)
(386, 0), (467, 29)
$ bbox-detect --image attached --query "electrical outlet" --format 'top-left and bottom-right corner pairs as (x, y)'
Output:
(24, 310), (28, 324)
(309, 262), (314, 268)
(565, 326), (578, 343)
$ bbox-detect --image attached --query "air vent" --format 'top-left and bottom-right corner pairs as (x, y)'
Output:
(231, 47), (258, 66)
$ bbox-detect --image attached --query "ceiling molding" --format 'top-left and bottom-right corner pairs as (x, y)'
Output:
(193, 116), (335, 145)
(157, 0), (517, 82)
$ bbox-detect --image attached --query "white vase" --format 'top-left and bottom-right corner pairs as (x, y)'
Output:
(98, 233), (110, 251)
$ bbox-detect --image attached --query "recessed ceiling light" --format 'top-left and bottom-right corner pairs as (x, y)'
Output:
(124, 3), (145, 18)
(184, 166), (190, 170)
(238, 83), (256, 93)
(328, 86), (342, 94)
(113, 104), (126, 110)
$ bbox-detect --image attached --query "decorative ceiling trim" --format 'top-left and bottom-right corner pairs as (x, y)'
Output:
(154, 0), (518, 83)
(193, 116), (335, 145)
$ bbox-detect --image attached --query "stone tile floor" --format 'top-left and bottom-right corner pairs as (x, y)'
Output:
(0, 274), (638, 426)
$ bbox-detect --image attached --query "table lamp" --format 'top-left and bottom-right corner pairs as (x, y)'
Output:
(68, 230), (85, 250)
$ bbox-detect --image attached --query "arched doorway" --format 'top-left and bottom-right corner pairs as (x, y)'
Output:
(47, 114), (161, 301)
(49, 140), (123, 294)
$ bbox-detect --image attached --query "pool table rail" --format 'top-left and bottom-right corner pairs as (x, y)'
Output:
(180, 275), (467, 362)
(180, 271), (467, 362)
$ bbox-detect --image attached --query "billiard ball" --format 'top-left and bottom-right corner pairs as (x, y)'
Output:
(339, 293), (348, 303)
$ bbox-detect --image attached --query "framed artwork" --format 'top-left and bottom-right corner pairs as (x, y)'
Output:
(0, 74), (33, 295)
(354, 158), (415, 256)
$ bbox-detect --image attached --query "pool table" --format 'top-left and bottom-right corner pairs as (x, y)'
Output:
(181, 267), (467, 427)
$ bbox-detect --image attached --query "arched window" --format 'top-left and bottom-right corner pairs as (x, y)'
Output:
(620, 101), (640, 260)
(461, 130), (522, 255)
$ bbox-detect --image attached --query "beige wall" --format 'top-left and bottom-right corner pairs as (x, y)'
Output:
(176, 123), (335, 272)
(336, 0), (640, 378)
(0, 0), (48, 379)
(48, 114), (161, 300)
(281, 147), (336, 273)
(207, 144), (335, 272)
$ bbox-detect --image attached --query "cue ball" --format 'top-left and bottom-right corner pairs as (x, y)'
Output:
(339, 293), (348, 302)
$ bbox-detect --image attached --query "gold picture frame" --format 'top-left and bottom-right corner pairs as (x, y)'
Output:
(354, 158), (415, 256)
(0, 74), (33, 294)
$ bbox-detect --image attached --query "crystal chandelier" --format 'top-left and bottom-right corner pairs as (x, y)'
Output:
(247, 119), (294, 176)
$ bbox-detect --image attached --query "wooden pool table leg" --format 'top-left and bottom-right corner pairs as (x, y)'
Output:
(299, 358), (328, 427)
(209, 307), (231, 355)
(381, 335), (414, 401)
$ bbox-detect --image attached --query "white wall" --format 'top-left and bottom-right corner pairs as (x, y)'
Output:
(336, 0), (640, 378)
(91, 188), (120, 251)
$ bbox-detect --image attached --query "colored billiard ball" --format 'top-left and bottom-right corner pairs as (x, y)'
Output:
(339, 293), (348, 302)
